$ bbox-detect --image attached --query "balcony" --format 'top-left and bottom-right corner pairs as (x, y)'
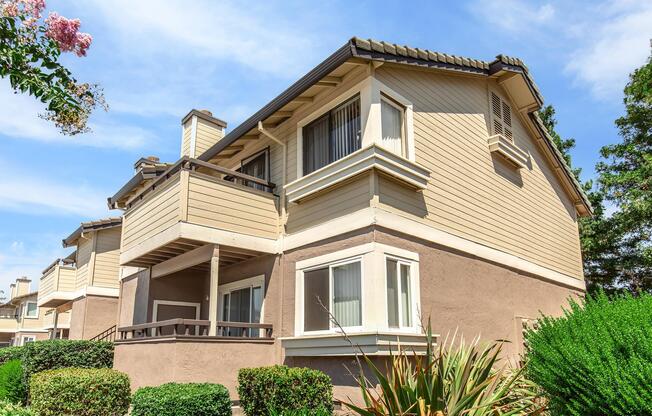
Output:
(117, 319), (273, 342)
(120, 158), (280, 267)
(38, 260), (77, 307)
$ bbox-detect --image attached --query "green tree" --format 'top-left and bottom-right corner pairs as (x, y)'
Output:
(539, 105), (580, 178)
(594, 48), (652, 293)
(0, 0), (106, 135)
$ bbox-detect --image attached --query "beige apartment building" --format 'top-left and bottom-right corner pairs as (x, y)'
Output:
(0, 277), (71, 346)
(109, 38), (590, 399)
(37, 218), (122, 341)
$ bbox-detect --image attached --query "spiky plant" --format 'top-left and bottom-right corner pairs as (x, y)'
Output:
(344, 322), (542, 416)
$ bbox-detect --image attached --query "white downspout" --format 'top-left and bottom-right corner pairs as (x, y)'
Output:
(257, 121), (287, 228)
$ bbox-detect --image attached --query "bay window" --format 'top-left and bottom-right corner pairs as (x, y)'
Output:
(303, 95), (361, 175)
(386, 258), (412, 328)
(381, 96), (405, 156)
(303, 259), (362, 332)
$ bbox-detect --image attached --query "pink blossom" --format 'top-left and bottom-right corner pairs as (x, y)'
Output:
(1, 0), (46, 19)
(22, 0), (45, 18)
(45, 12), (92, 57)
(1, 1), (19, 17)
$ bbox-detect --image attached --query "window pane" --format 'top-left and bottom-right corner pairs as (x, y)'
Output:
(304, 268), (330, 331)
(330, 97), (361, 162)
(386, 259), (399, 328)
(222, 293), (230, 320)
(333, 261), (361, 327)
(26, 303), (37, 317)
(251, 286), (262, 323)
(400, 264), (412, 327)
(303, 114), (330, 175)
(241, 152), (268, 191)
(381, 100), (403, 155)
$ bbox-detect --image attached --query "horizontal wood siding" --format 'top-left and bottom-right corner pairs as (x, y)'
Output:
(58, 267), (76, 292)
(181, 121), (192, 157)
(286, 174), (372, 234)
(75, 237), (93, 291)
(39, 269), (56, 298)
(122, 174), (182, 251)
(195, 120), (223, 157)
(92, 227), (121, 289)
(375, 66), (583, 279)
(186, 173), (278, 239)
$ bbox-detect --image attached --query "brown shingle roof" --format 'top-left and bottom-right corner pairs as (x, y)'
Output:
(62, 217), (122, 248)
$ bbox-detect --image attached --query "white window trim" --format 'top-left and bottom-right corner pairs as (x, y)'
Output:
(23, 301), (38, 319)
(380, 95), (406, 157)
(217, 274), (266, 324)
(152, 300), (201, 322)
(384, 255), (419, 332)
(295, 242), (420, 337)
(20, 335), (36, 345)
(295, 74), (415, 179)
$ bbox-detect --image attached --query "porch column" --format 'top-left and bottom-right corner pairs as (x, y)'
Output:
(208, 246), (219, 336)
(50, 309), (59, 340)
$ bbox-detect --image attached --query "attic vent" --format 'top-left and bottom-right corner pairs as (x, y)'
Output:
(491, 92), (513, 142)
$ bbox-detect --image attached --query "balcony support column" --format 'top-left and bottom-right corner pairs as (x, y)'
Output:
(50, 309), (59, 340)
(208, 246), (220, 336)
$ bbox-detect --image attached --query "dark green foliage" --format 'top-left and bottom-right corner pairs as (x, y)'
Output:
(238, 365), (333, 416)
(525, 292), (652, 415)
(267, 408), (331, 416)
(0, 361), (26, 405)
(131, 382), (232, 416)
(20, 339), (113, 380)
(30, 368), (130, 416)
(0, 349), (23, 367)
(0, 399), (34, 416)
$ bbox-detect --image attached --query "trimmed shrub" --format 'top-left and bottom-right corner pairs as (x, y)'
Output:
(0, 361), (26, 405)
(131, 382), (231, 416)
(0, 349), (23, 367)
(30, 368), (130, 416)
(238, 365), (332, 416)
(268, 408), (331, 416)
(526, 292), (652, 416)
(21, 340), (113, 380)
(0, 399), (34, 416)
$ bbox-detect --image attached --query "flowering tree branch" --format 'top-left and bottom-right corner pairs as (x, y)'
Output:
(0, 0), (106, 135)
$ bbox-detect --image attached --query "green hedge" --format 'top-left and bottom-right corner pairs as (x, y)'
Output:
(526, 292), (652, 415)
(30, 368), (130, 416)
(20, 340), (113, 380)
(131, 383), (231, 416)
(237, 365), (332, 416)
(0, 348), (23, 367)
(0, 399), (33, 416)
(0, 361), (26, 405)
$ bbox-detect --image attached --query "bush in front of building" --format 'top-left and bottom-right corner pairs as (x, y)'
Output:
(0, 360), (26, 405)
(20, 339), (113, 380)
(526, 292), (652, 415)
(0, 399), (33, 416)
(30, 368), (130, 416)
(0, 348), (24, 366)
(237, 365), (332, 416)
(131, 382), (232, 416)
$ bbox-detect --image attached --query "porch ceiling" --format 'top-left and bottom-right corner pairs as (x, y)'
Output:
(125, 238), (262, 269)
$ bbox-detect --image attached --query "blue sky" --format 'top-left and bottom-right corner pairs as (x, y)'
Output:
(0, 0), (650, 293)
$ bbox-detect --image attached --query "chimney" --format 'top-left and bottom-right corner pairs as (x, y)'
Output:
(133, 156), (161, 173)
(14, 277), (30, 298)
(181, 109), (227, 158)
(9, 284), (15, 300)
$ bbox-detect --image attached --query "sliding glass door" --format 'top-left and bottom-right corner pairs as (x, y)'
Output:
(221, 285), (263, 336)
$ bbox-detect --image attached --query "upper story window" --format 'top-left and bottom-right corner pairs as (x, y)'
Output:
(240, 148), (269, 191)
(491, 92), (513, 141)
(303, 95), (361, 175)
(381, 96), (405, 156)
(24, 302), (38, 318)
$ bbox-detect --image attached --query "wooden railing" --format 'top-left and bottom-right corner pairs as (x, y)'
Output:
(90, 325), (117, 342)
(117, 319), (273, 340)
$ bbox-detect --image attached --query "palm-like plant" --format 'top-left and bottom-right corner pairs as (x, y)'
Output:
(345, 322), (542, 416)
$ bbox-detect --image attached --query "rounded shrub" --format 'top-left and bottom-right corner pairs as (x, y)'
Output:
(21, 340), (113, 380)
(0, 360), (26, 404)
(237, 365), (332, 416)
(525, 292), (652, 415)
(30, 368), (130, 416)
(131, 382), (231, 416)
(0, 348), (24, 366)
(0, 399), (33, 416)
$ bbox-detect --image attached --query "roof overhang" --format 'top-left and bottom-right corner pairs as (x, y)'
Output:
(62, 217), (123, 248)
(108, 164), (171, 210)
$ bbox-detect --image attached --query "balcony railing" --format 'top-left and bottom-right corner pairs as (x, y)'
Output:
(117, 319), (273, 341)
(120, 158), (280, 266)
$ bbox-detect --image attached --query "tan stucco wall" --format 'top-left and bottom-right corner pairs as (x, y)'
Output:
(69, 295), (119, 340)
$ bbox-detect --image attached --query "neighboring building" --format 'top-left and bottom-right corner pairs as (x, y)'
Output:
(0, 277), (67, 346)
(109, 37), (591, 399)
(37, 218), (122, 340)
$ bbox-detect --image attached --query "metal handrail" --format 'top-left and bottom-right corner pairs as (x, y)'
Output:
(89, 325), (117, 342)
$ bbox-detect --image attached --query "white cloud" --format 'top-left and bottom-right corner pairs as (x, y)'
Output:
(0, 236), (68, 292)
(565, 5), (652, 99)
(0, 160), (112, 218)
(469, 0), (556, 33)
